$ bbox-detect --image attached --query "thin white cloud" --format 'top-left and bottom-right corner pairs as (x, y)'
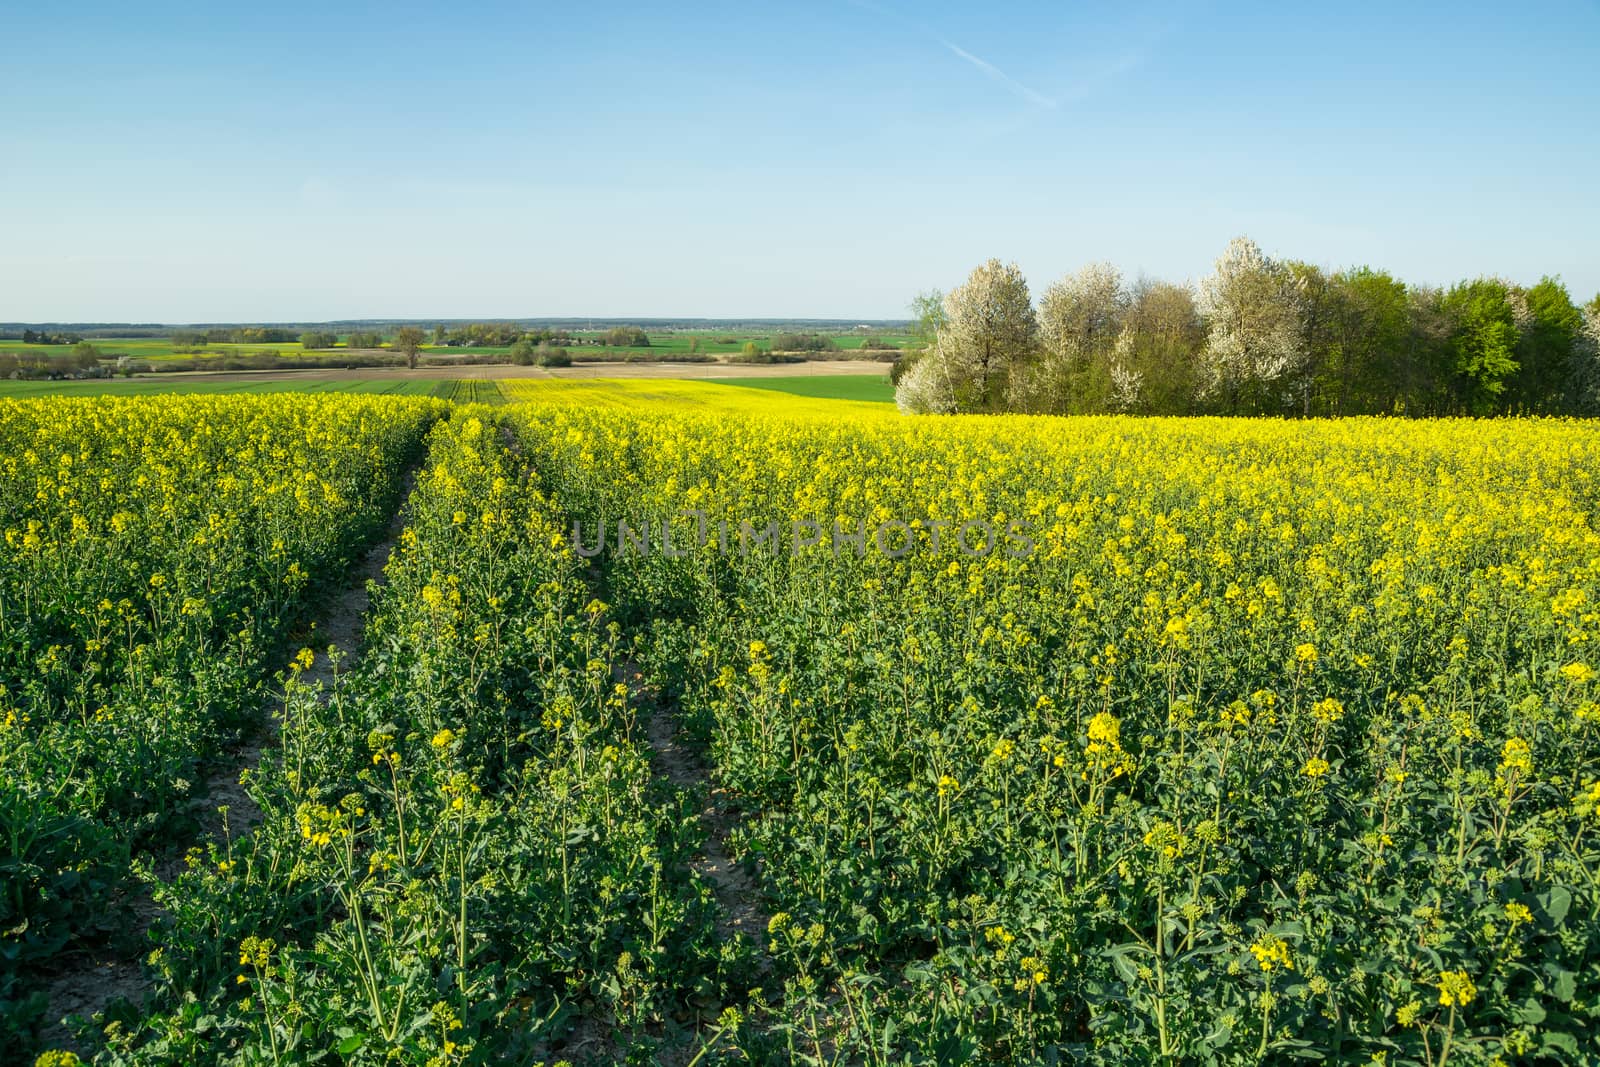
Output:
(938, 39), (1057, 109)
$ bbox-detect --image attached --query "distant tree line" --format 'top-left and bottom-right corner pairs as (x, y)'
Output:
(15, 329), (84, 345)
(509, 338), (572, 367)
(0, 343), (108, 380)
(448, 322), (521, 347)
(305, 323), (588, 355)
(417, 324), (581, 348)
(897, 238), (1600, 417)
(601, 326), (651, 347)
(523, 327), (577, 347)
(771, 332), (839, 353)
(434, 323), (525, 347)
(172, 327), (299, 346)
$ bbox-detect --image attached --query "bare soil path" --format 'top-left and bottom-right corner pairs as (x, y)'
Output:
(611, 665), (776, 1065)
(628, 667), (773, 955)
(36, 473), (417, 1055)
(537, 663), (774, 1067)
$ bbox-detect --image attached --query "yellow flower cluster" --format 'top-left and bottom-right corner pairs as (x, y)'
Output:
(1301, 757), (1331, 779)
(1084, 711), (1133, 780)
(1437, 970), (1477, 1008)
(1250, 934), (1293, 974)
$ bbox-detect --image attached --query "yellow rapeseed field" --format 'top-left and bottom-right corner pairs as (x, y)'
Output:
(10, 391), (1600, 1065)
(499, 377), (893, 419)
(512, 402), (1600, 1063)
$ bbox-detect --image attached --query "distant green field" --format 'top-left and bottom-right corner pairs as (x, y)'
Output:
(587, 331), (912, 355)
(0, 378), (443, 398)
(706, 373), (895, 403)
(1, 332), (915, 367)
(0, 339), (319, 361)
(435, 332), (913, 360)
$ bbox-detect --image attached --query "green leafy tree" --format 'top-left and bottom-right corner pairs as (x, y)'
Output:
(69, 341), (102, 373)
(1442, 279), (1520, 413)
(1281, 260), (1336, 414)
(1122, 278), (1204, 415)
(1511, 277), (1583, 412)
(394, 326), (426, 370)
(909, 289), (947, 349)
(603, 326), (650, 347)
(1321, 268), (1410, 415)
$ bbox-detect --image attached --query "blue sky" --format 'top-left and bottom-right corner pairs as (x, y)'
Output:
(2, 1), (1597, 322)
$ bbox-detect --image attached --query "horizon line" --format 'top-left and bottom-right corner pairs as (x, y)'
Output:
(2, 316), (918, 329)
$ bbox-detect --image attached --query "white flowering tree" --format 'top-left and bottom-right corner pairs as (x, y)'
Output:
(1569, 296), (1600, 413)
(1106, 328), (1144, 411)
(1197, 237), (1308, 411)
(894, 351), (958, 414)
(1011, 261), (1128, 413)
(896, 259), (1037, 414)
(1040, 262), (1125, 358)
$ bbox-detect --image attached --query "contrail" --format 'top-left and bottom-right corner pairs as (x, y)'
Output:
(939, 39), (1057, 109)
(845, 0), (1057, 109)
